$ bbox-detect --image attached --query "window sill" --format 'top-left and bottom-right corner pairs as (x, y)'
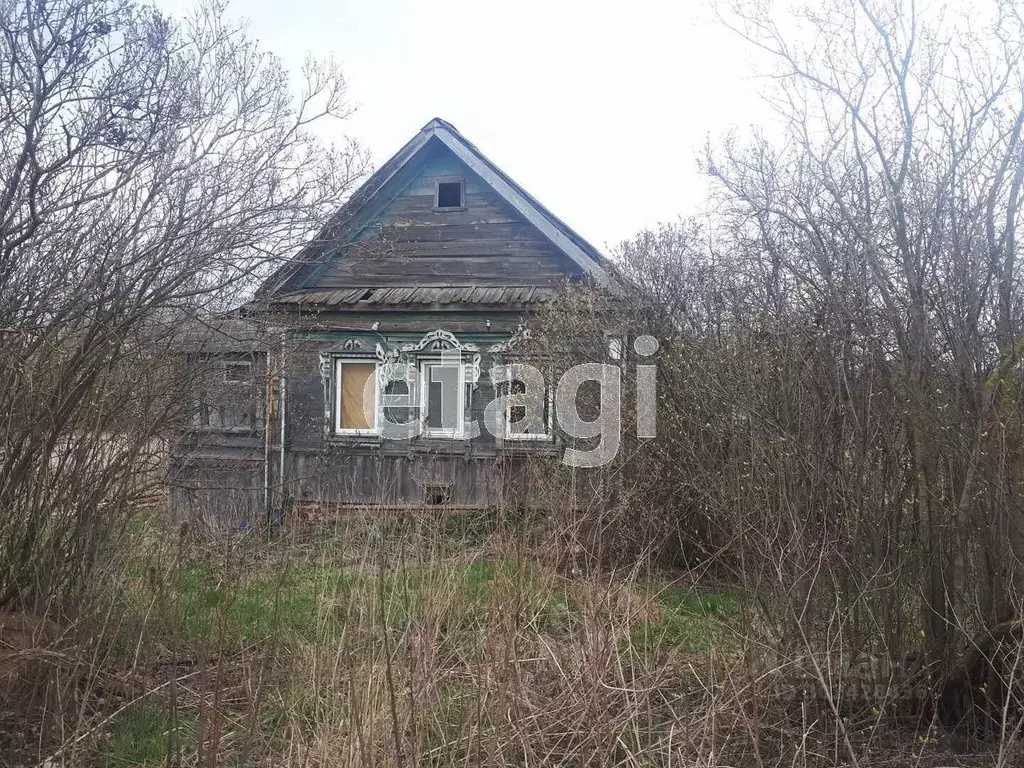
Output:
(322, 434), (470, 458)
(409, 436), (467, 447)
(327, 433), (383, 446)
(326, 432), (469, 444)
(183, 426), (261, 436)
(497, 440), (559, 455)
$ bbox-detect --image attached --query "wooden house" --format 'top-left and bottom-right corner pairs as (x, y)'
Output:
(170, 118), (619, 525)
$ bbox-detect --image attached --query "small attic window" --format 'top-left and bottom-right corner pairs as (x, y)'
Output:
(435, 180), (464, 209)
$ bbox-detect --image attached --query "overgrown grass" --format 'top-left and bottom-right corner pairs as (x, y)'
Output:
(127, 551), (575, 651)
(5, 514), (1002, 767)
(73, 518), (735, 766)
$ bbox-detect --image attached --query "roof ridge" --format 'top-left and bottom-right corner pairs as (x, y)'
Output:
(421, 116), (458, 133)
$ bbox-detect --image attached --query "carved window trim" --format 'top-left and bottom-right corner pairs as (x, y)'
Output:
(321, 330), (483, 441)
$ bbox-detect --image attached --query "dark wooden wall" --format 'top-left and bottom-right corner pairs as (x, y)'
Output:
(169, 316), (560, 522)
(278, 330), (554, 510)
(302, 143), (586, 289)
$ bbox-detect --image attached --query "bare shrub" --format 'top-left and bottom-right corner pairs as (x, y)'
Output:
(0, 0), (367, 613)
(527, 0), (1024, 755)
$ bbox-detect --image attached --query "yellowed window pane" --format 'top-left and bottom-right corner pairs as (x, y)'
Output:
(339, 363), (376, 430)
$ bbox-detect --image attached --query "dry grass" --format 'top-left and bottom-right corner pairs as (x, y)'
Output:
(0, 511), (1013, 767)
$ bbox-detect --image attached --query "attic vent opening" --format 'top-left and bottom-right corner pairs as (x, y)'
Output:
(435, 181), (464, 209)
(424, 484), (452, 506)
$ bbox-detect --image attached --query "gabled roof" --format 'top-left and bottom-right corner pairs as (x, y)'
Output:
(256, 118), (619, 300)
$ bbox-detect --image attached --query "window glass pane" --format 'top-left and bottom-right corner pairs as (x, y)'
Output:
(504, 378), (551, 437)
(339, 362), (376, 430)
(508, 379), (527, 430)
(436, 181), (463, 208)
(213, 404), (252, 430)
(426, 372), (444, 429)
(509, 406), (527, 426)
(423, 362), (460, 432)
(383, 379), (411, 425)
(608, 336), (623, 361)
(224, 362), (251, 383)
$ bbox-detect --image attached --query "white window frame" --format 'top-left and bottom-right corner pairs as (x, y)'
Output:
(334, 358), (380, 436)
(434, 178), (466, 210)
(502, 376), (555, 441)
(419, 358), (466, 439)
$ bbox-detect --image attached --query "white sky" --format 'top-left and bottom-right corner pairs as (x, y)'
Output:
(166, 0), (774, 253)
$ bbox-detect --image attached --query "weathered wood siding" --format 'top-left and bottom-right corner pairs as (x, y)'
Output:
(302, 142), (586, 289)
(276, 330), (554, 509)
(169, 349), (269, 528)
(168, 460), (265, 531)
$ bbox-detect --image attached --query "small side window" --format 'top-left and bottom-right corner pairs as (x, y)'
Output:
(224, 360), (252, 383)
(435, 180), (464, 209)
(499, 367), (554, 441)
(189, 354), (263, 432)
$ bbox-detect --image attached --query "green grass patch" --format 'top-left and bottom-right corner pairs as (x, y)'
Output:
(111, 522), (586, 669)
(440, 510), (498, 543)
(372, 557), (552, 633)
(131, 552), (572, 654)
(174, 563), (329, 647)
(633, 587), (741, 652)
(657, 587), (741, 617)
(102, 703), (195, 767)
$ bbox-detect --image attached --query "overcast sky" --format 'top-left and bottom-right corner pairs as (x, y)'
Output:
(168, 0), (774, 254)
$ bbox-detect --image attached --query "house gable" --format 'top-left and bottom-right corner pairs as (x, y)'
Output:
(261, 118), (618, 303)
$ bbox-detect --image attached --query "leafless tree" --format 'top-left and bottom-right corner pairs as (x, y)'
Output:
(533, 0), (1024, 752)
(710, 0), (1024, 729)
(0, 0), (368, 611)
